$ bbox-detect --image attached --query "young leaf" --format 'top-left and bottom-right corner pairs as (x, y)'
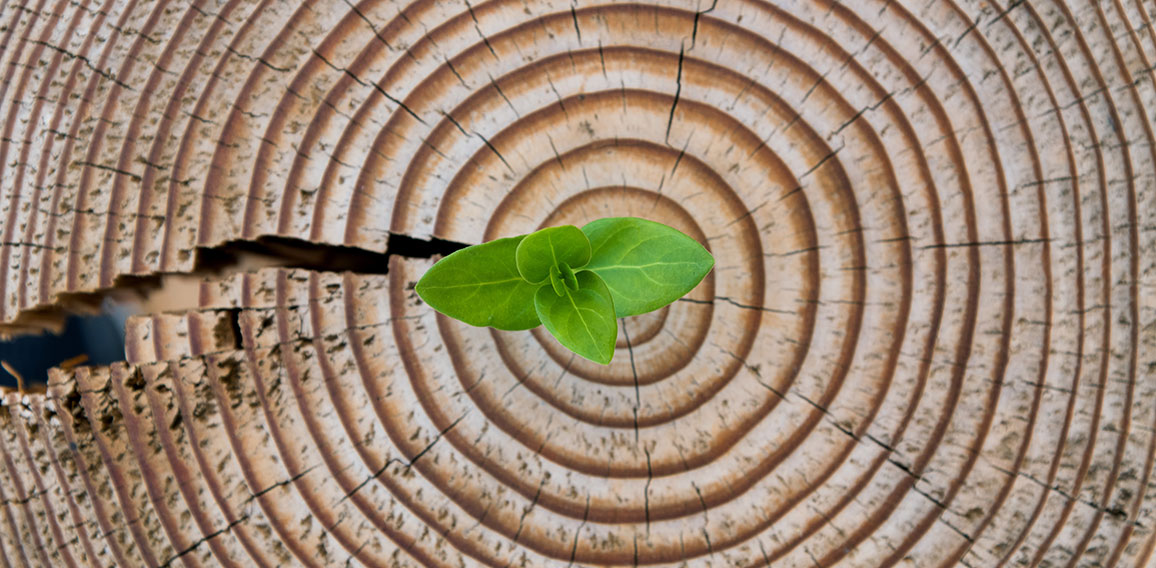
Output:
(415, 235), (542, 330)
(548, 265), (566, 297)
(534, 270), (617, 364)
(558, 262), (579, 291)
(581, 217), (714, 317)
(515, 225), (591, 284)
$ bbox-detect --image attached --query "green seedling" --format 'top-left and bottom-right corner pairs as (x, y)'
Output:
(415, 217), (714, 364)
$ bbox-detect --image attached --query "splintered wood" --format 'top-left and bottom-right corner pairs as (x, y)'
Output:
(0, 0), (1153, 566)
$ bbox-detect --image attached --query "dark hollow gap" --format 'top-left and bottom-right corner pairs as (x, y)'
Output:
(210, 308), (245, 352)
(0, 300), (133, 390)
(1, 232), (469, 387)
(384, 233), (470, 260)
(193, 233), (468, 275)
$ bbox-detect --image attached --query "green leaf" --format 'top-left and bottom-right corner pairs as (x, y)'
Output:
(547, 265), (566, 296)
(534, 270), (617, 364)
(558, 262), (579, 291)
(415, 235), (542, 331)
(581, 217), (715, 317)
(515, 225), (591, 284)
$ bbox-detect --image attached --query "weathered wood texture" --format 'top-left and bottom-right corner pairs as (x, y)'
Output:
(0, 0), (1153, 565)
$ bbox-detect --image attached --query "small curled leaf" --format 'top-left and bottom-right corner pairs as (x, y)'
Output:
(534, 270), (617, 364)
(515, 225), (591, 284)
(548, 265), (566, 297)
(558, 262), (579, 291)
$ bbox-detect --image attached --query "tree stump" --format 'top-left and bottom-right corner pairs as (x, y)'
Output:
(0, 0), (1153, 565)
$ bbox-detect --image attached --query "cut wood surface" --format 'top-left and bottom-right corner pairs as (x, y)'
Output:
(0, 0), (1153, 566)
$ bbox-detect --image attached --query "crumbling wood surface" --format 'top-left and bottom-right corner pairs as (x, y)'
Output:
(0, 0), (1153, 566)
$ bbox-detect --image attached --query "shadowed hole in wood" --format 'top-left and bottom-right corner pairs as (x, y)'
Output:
(0, 233), (469, 386)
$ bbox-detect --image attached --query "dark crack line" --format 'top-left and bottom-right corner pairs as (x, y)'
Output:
(340, 0), (396, 51)
(565, 495), (591, 568)
(511, 475), (545, 546)
(439, 110), (469, 137)
(665, 43), (685, 143)
(309, 47), (426, 126)
(436, 110), (515, 173)
(691, 481), (709, 528)
(339, 412), (467, 503)
(597, 40), (608, 78)
(27, 39), (134, 90)
(798, 144), (843, 181)
(725, 200), (768, 228)
(765, 244), (826, 257)
(243, 465), (318, 505)
(0, 488), (46, 506)
(788, 385), (1015, 536)
(443, 56), (469, 89)
(224, 45), (291, 73)
(547, 134), (564, 169)
(570, 5), (582, 43)
(987, 0), (1026, 28)
(669, 137), (689, 177)
(831, 90), (896, 137)
(689, 0), (718, 50)
(490, 75), (519, 117)
(643, 447), (653, 538)
(678, 296), (794, 315)
(989, 463), (1143, 526)
(158, 514), (250, 568)
(72, 160), (142, 183)
(622, 318), (640, 444)
(462, 0), (498, 57)
(0, 241), (61, 250)
(952, 11), (982, 49)
(474, 130), (514, 173)
(921, 237), (1052, 249)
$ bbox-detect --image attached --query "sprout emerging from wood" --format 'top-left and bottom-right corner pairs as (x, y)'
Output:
(415, 217), (714, 363)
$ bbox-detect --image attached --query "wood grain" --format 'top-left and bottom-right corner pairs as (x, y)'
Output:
(0, 0), (1153, 565)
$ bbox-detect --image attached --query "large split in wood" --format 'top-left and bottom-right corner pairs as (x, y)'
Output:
(0, 0), (1153, 566)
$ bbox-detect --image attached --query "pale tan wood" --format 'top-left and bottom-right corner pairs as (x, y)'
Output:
(0, 0), (1152, 566)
